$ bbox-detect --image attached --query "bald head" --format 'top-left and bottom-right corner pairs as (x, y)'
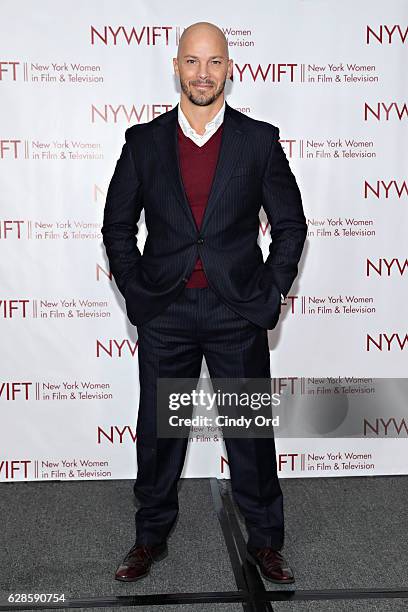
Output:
(177, 22), (229, 60)
(173, 21), (232, 108)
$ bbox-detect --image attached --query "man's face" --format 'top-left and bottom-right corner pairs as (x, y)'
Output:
(173, 29), (232, 107)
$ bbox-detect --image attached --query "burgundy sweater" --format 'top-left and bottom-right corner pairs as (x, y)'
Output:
(177, 123), (223, 287)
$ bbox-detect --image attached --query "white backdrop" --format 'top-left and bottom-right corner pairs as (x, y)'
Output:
(1, 0), (407, 482)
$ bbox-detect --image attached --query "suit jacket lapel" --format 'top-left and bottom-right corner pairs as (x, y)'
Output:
(200, 103), (246, 233)
(153, 105), (198, 231)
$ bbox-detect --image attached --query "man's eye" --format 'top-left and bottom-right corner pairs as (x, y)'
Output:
(187, 59), (196, 64)
(212, 60), (221, 64)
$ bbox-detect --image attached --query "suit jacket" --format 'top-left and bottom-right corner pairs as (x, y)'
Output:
(101, 101), (307, 330)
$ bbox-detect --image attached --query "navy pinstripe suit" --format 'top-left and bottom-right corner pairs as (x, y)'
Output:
(102, 102), (307, 551)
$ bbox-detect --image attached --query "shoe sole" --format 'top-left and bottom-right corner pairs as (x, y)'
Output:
(114, 547), (168, 582)
(246, 552), (295, 584)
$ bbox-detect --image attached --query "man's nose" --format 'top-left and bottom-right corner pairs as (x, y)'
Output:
(197, 66), (209, 79)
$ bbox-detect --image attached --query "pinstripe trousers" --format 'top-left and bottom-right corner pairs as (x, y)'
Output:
(134, 285), (284, 551)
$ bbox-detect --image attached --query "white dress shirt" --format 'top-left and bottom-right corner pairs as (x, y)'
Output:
(178, 101), (225, 147)
(177, 100), (285, 302)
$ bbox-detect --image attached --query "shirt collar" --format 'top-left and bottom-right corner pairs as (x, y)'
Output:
(178, 101), (225, 138)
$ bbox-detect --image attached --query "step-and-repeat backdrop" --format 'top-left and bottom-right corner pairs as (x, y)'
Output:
(1, 1), (407, 482)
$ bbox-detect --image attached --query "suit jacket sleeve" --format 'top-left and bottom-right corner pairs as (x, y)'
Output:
(101, 128), (144, 297)
(261, 127), (307, 298)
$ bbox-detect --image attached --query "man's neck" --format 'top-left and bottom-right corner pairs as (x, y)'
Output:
(179, 95), (225, 135)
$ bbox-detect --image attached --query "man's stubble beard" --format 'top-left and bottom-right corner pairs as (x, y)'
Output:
(180, 76), (227, 107)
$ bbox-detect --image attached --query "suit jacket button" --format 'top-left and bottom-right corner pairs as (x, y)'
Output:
(182, 277), (189, 283)
(197, 238), (204, 245)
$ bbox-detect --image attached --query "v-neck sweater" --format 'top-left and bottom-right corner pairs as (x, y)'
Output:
(177, 122), (223, 288)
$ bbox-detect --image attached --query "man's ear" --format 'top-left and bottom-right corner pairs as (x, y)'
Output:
(173, 57), (179, 75)
(227, 58), (233, 80)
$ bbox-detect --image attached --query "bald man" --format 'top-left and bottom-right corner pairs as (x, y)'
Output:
(102, 21), (306, 585)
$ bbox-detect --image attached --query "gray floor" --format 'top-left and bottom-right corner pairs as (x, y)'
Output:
(227, 476), (408, 591)
(0, 476), (407, 611)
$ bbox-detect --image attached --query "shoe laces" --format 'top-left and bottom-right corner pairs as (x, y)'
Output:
(256, 548), (285, 570)
(124, 544), (153, 563)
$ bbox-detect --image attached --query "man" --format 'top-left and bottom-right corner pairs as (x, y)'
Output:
(102, 22), (307, 584)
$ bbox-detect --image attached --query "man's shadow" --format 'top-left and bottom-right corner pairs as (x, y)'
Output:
(259, 210), (310, 352)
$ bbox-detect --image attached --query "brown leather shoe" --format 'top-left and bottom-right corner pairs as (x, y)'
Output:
(246, 547), (295, 584)
(114, 542), (168, 582)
